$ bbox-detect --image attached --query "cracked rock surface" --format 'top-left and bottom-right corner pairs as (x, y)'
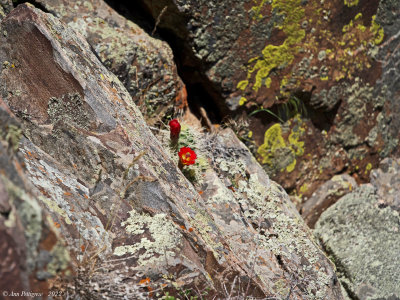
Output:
(0, 4), (343, 299)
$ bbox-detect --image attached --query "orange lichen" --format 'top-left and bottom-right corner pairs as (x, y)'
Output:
(139, 278), (151, 285)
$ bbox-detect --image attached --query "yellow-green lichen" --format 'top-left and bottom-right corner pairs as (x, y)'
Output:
(365, 162), (372, 174)
(332, 13), (384, 80)
(243, 0), (305, 94)
(239, 97), (247, 106)
(237, 80), (249, 90)
(257, 116), (305, 172)
(370, 15), (384, 45)
(344, 0), (359, 7)
(40, 196), (73, 225)
(241, 0), (384, 105)
(257, 123), (286, 165)
(299, 183), (308, 195)
(251, 0), (268, 20)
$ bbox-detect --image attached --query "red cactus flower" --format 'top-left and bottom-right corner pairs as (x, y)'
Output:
(169, 119), (181, 143)
(178, 147), (197, 166)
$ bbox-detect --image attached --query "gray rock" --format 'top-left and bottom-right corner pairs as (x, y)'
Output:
(370, 157), (400, 210)
(315, 159), (400, 299)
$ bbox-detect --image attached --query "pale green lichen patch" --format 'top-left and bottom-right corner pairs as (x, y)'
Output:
(235, 173), (333, 298)
(185, 202), (226, 263)
(330, 80), (374, 150)
(5, 124), (22, 152)
(47, 93), (92, 130)
(215, 156), (246, 177)
(315, 185), (400, 299)
(39, 196), (72, 225)
(45, 241), (70, 276)
(19, 144), (112, 254)
(113, 210), (182, 267)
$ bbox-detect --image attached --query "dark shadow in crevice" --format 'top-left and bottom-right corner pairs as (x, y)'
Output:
(293, 89), (342, 132)
(103, 0), (154, 35)
(10, 0), (50, 13)
(103, 0), (228, 124)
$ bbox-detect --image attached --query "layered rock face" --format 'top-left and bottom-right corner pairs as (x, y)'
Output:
(36, 0), (187, 125)
(0, 102), (70, 299)
(133, 0), (400, 208)
(315, 158), (400, 299)
(0, 4), (343, 299)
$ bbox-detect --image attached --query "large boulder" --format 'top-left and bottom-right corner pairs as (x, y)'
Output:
(315, 158), (400, 299)
(132, 0), (400, 204)
(0, 100), (70, 299)
(36, 0), (187, 124)
(0, 4), (343, 299)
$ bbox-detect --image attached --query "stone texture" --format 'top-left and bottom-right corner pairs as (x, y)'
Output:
(0, 4), (343, 299)
(134, 0), (400, 206)
(301, 174), (357, 228)
(0, 0), (12, 20)
(370, 158), (400, 210)
(315, 158), (400, 299)
(158, 123), (345, 299)
(0, 99), (70, 299)
(36, 0), (187, 124)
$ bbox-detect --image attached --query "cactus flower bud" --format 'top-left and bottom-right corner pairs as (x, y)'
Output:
(169, 119), (181, 145)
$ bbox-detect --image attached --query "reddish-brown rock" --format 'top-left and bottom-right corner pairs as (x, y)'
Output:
(0, 99), (70, 299)
(36, 0), (187, 124)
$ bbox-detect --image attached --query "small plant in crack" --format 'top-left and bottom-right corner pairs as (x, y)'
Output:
(249, 95), (308, 123)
